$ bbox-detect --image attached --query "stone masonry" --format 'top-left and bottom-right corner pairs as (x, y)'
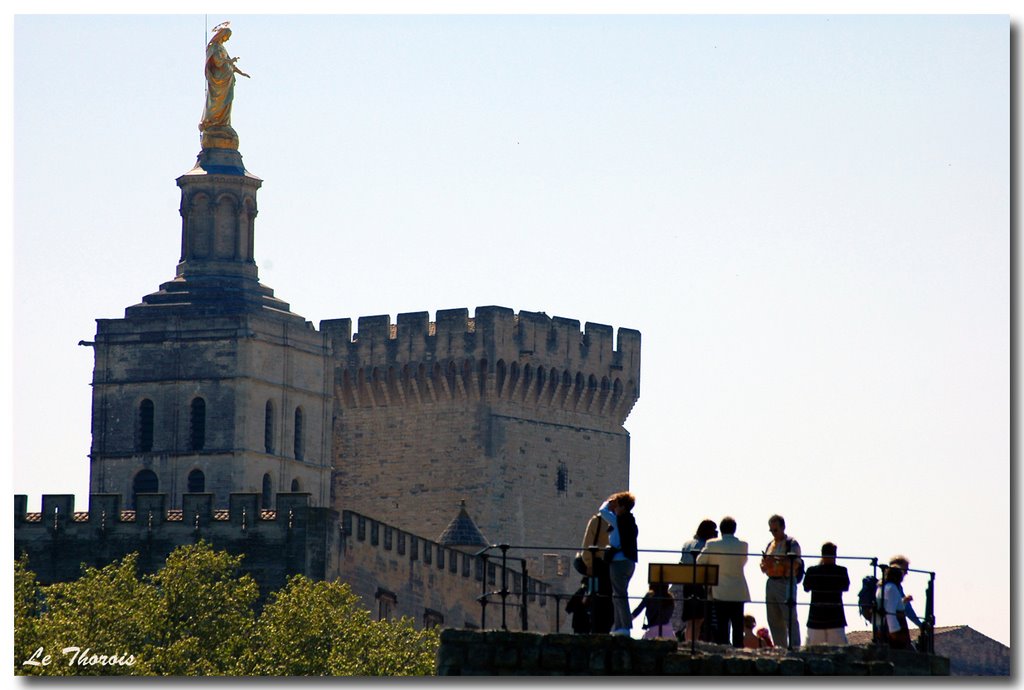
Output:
(436, 630), (951, 676)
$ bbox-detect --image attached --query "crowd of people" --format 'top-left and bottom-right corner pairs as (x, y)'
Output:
(567, 494), (931, 651)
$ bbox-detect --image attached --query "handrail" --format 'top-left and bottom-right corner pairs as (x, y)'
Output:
(473, 542), (935, 652)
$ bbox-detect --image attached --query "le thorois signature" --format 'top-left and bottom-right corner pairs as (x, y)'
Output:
(23, 646), (137, 668)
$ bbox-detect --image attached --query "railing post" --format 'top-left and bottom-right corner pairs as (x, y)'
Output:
(786, 551), (796, 650)
(521, 558), (530, 631)
(923, 571), (936, 654)
(498, 543), (510, 631)
(479, 552), (490, 629)
(870, 557), (879, 643)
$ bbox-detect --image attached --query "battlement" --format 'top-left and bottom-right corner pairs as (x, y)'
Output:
(14, 492), (336, 596)
(15, 493), (315, 529)
(321, 306), (641, 424)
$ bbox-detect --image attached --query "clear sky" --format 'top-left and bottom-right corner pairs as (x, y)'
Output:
(7, 5), (1013, 650)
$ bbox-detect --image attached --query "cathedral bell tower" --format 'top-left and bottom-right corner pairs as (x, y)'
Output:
(88, 24), (332, 512)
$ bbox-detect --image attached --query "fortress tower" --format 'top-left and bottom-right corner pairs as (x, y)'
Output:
(322, 309), (640, 573)
(88, 145), (333, 511)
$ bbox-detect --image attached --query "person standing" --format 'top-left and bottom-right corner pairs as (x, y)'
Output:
(876, 561), (913, 649)
(802, 542), (851, 645)
(760, 514), (803, 648)
(677, 519), (718, 642)
(696, 516), (750, 647)
(578, 510), (613, 633)
(599, 492), (638, 636)
(878, 555), (929, 649)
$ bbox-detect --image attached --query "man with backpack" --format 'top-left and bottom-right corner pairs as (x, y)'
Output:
(759, 514), (803, 648)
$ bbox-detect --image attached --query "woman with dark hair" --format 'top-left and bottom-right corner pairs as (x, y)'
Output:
(677, 519), (717, 642)
(632, 582), (676, 639)
(877, 561), (913, 649)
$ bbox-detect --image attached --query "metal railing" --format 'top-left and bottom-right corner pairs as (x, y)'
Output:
(472, 543), (936, 653)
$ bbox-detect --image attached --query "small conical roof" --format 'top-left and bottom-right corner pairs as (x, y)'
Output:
(438, 500), (489, 548)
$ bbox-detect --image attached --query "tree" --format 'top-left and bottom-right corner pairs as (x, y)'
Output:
(243, 575), (439, 676)
(145, 541), (259, 675)
(14, 554), (43, 672)
(14, 545), (440, 676)
(18, 553), (161, 676)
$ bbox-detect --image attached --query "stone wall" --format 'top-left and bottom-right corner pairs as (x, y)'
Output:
(436, 630), (951, 676)
(15, 495), (566, 632)
(323, 306), (640, 598)
(337, 510), (558, 632)
(14, 492), (339, 603)
(89, 311), (333, 510)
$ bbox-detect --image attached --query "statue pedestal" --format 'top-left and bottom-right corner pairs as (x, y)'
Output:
(200, 124), (239, 151)
(183, 147), (252, 177)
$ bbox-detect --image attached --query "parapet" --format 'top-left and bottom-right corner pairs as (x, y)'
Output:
(321, 306), (641, 423)
(14, 492), (335, 591)
(15, 492), (317, 530)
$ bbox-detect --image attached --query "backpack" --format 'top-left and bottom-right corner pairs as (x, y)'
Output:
(789, 539), (806, 584)
(857, 574), (879, 621)
(765, 538), (805, 583)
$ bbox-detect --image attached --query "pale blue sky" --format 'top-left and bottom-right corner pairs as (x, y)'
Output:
(8, 10), (1012, 647)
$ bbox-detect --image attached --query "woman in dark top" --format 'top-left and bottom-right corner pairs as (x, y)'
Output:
(678, 519), (718, 642)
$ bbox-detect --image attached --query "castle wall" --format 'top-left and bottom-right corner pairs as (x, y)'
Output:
(14, 493), (338, 602)
(323, 306), (640, 596)
(14, 494), (561, 633)
(338, 510), (558, 633)
(436, 630), (952, 676)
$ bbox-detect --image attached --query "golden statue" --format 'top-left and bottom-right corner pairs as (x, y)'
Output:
(199, 22), (250, 150)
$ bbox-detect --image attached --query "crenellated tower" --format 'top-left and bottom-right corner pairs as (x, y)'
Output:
(321, 306), (641, 584)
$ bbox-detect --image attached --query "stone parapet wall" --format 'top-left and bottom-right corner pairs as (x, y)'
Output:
(338, 510), (557, 632)
(322, 306), (641, 425)
(436, 630), (951, 676)
(14, 492), (338, 603)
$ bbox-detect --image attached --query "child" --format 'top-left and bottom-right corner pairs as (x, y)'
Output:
(632, 582), (676, 640)
(743, 614), (772, 649)
(566, 578), (591, 634)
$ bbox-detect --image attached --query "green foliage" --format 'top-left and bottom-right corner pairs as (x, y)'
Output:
(14, 554), (43, 672)
(14, 545), (440, 677)
(243, 575), (439, 676)
(20, 553), (161, 676)
(146, 542), (258, 675)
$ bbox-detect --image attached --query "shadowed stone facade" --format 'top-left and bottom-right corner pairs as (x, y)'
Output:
(436, 630), (951, 676)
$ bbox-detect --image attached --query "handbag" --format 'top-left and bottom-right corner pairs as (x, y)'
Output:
(574, 514), (604, 575)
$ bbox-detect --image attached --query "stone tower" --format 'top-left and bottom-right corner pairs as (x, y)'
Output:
(87, 146), (332, 510)
(321, 307), (640, 583)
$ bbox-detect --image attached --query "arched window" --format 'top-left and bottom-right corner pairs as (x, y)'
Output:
(264, 400), (274, 454)
(293, 407), (304, 461)
(187, 469), (206, 493)
(291, 478), (300, 492)
(190, 397), (206, 451)
(138, 399), (154, 452)
(261, 473), (272, 509)
(132, 469), (158, 509)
